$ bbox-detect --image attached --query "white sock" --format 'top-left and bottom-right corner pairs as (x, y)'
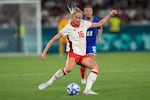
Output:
(46, 68), (67, 85)
(85, 69), (98, 90)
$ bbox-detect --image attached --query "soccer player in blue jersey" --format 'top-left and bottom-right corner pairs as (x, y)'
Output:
(80, 5), (103, 84)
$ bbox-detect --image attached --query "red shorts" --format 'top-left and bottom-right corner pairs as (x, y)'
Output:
(67, 52), (89, 65)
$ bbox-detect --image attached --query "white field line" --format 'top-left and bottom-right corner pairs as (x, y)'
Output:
(0, 73), (50, 77)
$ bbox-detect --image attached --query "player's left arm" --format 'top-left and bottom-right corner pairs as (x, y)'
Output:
(90, 10), (117, 28)
(97, 27), (103, 44)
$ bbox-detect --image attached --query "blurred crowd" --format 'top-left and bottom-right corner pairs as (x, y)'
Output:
(0, 0), (150, 29)
(0, 4), (19, 29)
(0, 4), (37, 29)
(42, 0), (150, 27)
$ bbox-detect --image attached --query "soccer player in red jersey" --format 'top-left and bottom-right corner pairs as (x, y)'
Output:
(38, 7), (117, 95)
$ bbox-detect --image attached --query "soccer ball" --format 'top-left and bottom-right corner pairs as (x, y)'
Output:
(66, 83), (80, 95)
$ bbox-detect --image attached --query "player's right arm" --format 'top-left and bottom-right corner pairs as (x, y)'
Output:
(41, 33), (62, 60)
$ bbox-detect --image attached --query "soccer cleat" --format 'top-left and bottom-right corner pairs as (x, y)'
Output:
(38, 83), (49, 90)
(83, 89), (98, 95)
(81, 79), (86, 84)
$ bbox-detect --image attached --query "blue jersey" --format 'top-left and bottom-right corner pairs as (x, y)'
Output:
(83, 16), (100, 54)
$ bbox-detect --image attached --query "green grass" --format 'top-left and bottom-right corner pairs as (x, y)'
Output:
(0, 52), (150, 100)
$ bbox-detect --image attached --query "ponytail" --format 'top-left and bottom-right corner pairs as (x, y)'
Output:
(67, 5), (83, 16)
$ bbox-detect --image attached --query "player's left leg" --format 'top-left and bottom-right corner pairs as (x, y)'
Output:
(80, 54), (96, 84)
(80, 45), (96, 84)
(81, 57), (99, 95)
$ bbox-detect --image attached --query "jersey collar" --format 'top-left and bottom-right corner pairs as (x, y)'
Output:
(71, 21), (80, 28)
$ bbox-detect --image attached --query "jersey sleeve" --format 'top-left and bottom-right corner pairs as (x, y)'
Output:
(94, 17), (102, 29)
(83, 20), (92, 29)
(59, 25), (69, 36)
(94, 16), (100, 22)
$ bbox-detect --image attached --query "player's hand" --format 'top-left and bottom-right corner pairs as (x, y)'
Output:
(40, 52), (46, 60)
(110, 10), (117, 16)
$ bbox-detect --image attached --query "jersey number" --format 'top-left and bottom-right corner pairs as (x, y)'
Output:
(87, 31), (93, 36)
(78, 31), (84, 38)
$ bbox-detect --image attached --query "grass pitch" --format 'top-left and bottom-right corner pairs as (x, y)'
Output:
(0, 52), (150, 100)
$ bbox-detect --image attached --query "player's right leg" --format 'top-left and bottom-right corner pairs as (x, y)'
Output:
(38, 68), (67, 90)
(38, 54), (76, 90)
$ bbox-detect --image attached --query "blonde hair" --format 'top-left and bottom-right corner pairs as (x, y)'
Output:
(68, 6), (83, 16)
